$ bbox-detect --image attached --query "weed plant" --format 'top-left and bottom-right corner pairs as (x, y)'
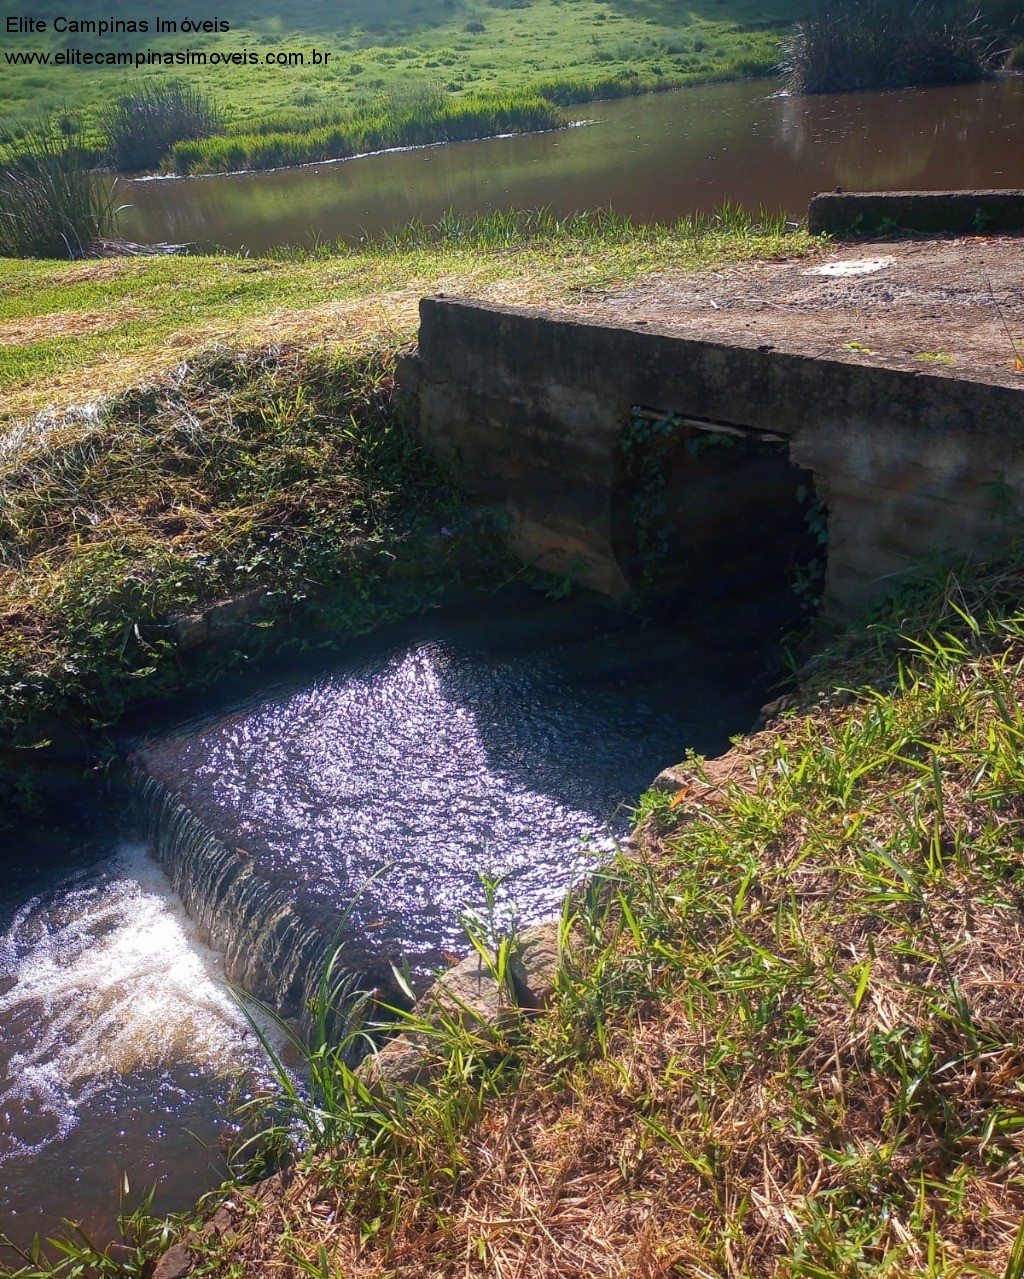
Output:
(0, 121), (119, 258)
(102, 81), (224, 172)
(0, 1183), (174, 1278)
(357, 201), (792, 255)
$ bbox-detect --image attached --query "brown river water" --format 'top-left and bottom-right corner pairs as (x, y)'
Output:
(116, 76), (1024, 254)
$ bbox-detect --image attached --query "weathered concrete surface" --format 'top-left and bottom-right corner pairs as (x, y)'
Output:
(410, 294), (1024, 620)
(809, 189), (1024, 236)
(579, 238), (1023, 391)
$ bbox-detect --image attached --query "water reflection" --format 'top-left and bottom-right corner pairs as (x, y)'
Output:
(2, 598), (771, 1249)
(138, 603), (768, 969)
(117, 76), (1024, 253)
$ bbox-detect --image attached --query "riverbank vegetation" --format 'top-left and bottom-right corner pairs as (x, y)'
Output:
(783, 0), (1024, 93)
(0, 206), (815, 824)
(4, 207), (1024, 1276)
(0, 123), (119, 258)
(88, 552), (1024, 1279)
(169, 87), (564, 175)
(101, 80), (224, 173)
(0, 0), (800, 173)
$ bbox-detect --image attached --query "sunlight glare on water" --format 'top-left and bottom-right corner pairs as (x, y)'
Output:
(140, 623), (739, 969)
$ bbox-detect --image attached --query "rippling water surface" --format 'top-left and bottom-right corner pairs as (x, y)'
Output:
(141, 605), (767, 967)
(0, 844), (270, 1250)
(118, 76), (1024, 253)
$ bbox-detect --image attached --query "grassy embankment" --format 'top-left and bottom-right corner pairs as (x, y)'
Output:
(112, 557), (1024, 1279)
(14, 555), (1020, 1277)
(0, 207), (814, 825)
(0, 0), (802, 173)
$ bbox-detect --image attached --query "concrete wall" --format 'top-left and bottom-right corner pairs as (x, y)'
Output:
(407, 296), (1024, 620)
(808, 190), (1024, 236)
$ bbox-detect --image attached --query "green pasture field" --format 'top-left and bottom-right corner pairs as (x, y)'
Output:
(0, 0), (804, 147)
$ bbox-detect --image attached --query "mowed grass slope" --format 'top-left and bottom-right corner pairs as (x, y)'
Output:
(0, 209), (813, 421)
(0, 0), (804, 143)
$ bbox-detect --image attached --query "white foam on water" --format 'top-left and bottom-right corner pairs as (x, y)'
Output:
(0, 844), (264, 1163)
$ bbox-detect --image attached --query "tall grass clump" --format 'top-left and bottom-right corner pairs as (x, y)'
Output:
(363, 202), (790, 256)
(102, 80), (223, 172)
(0, 120), (118, 258)
(0, 343), (471, 738)
(783, 0), (990, 93)
(981, 0), (1024, 41)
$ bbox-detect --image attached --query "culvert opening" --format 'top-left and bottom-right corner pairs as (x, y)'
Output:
(613, 406), (828, 634)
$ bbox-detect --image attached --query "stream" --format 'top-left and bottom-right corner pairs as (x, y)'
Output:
(0, 597), (775, 1250)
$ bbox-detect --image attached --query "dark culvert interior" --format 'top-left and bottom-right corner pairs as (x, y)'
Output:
(613, 408), (828, 636)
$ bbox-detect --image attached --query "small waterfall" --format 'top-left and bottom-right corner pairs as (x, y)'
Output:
(130, 766), (351, 1026)
(124, 612), (770, 1038)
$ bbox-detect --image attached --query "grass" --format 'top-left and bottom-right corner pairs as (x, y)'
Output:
(0, 205), (817, 823)
(102, 80), (224, 172)
(0, 0), (802, 164)
(169, 87), (565, 174)
(3, 204), (1024, 1275)
(138, 556), (1024, 1279)
(0, 340), (475, 807)
(782, 0), (1016, 93)
(0, 121), (119, 257)
(0, 1188), (176, 1279)
(0, 205), (810, 420)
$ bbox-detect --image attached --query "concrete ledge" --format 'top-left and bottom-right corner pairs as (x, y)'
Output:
(411, 295), (1024, 622)
(808, 190), (1024, 236)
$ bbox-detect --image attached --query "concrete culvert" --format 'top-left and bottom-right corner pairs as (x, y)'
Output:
(613, 408), (828, 636)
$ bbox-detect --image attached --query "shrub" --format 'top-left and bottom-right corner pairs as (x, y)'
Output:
(782, 0), (989, 93)
(0, 121), (118, 258)
(102, 80), (223, 172)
